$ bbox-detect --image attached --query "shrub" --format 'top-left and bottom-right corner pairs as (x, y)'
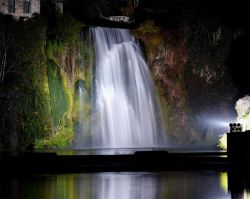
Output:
(132, 20), (163, 62)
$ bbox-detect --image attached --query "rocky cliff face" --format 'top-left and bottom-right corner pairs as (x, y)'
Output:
(134, 18), (242, 148)
(150, 28), (198, 145)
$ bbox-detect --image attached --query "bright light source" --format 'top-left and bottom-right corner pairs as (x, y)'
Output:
(229, 123), (243, 133)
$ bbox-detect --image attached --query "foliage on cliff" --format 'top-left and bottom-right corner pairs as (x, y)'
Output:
(34, 13), (88, 149)
(235, 96), (250, 129)
(0, 12), (89, 151)
(0, 14), (51, 150)
(46, 13), (83, 64)
(218, 95), (250, 150)
(132, 20), (163, 63)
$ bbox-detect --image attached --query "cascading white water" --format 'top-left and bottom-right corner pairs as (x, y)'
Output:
(91, 27), (165, 148)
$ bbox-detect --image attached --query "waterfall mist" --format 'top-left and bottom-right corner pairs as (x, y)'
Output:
(75, 80), (91, 147)
(90, 27), (166, 148)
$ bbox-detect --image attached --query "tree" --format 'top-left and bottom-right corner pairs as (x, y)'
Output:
(0, 15), (15, 83)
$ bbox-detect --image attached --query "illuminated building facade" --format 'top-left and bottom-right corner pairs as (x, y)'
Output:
(0, 0), (40, 18)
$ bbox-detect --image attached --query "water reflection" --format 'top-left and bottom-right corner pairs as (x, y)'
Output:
(93, 173), (158, 199)
(1, 171), (249, 199)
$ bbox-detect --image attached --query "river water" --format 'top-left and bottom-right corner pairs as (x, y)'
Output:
(1, 171), (249, 199)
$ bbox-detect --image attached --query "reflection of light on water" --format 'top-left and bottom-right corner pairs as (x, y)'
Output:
(244, 190), (250, 199)
(220, 172), (228, 192)
(2, 171), (235, 199)
(243, 190), (250, 199)
(93, 173), (157, 199)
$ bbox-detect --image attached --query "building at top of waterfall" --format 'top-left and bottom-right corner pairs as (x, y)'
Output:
(101, 16), (134, 24)
(54, 0), (63, 14)
(0, 0), (40, 18)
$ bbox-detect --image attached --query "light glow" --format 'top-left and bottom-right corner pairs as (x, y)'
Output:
(203, 118), (235, 132)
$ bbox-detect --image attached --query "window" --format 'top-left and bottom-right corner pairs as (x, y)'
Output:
(8, 0), (15, 13)
(23, 0), (31, 14)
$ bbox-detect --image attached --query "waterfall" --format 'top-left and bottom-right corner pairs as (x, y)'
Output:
(91, 27), (165, 148)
